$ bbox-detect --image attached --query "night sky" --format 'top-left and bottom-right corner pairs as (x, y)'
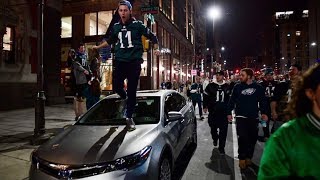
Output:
(203, 0), (308, 68)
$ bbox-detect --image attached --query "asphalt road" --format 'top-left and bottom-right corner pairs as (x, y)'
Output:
(174, 111), (266, 180)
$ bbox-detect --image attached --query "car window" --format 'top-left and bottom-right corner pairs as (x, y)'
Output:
(165, 93), (178, 112)
(164, 93), (186, 112)
(174, 93), (186, 110)
(77, 96), (160, 125)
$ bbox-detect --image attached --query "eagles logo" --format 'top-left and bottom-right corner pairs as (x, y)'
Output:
(241, 88), (256, 95)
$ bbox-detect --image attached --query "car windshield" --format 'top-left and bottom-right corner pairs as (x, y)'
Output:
(76, 96), (160, 125)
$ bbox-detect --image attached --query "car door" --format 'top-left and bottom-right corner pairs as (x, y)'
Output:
(173, 93), (191, 150)
(163, 93), (181, 158)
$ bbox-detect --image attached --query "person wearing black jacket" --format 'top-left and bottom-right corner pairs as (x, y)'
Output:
(227, 68), (268, 169)
(259, 69), (278, 141)
(203, 71), (230, 155)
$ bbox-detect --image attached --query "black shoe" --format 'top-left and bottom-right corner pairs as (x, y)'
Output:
(213, 141), (218, 147)
(200, 116), (205, 120)
(219, 148), (225, 155)
(126, 118), (136, 131)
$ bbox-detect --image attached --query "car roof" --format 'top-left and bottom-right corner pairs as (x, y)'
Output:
(105, 90), (178, 99)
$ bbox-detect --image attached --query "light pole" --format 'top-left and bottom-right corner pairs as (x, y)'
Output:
(207, 6), (222, 75)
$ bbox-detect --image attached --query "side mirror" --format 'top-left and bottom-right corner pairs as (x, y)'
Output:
(167, 111), (184, 122)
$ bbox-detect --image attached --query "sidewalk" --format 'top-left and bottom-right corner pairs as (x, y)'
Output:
(0, 103), (75, 180)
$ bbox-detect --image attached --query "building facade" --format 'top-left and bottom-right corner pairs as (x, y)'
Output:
(0, 0), (205, 110)
(273, 10), (309, 73)
(308, 0), (320, 65)
(0, 0), (64, 110)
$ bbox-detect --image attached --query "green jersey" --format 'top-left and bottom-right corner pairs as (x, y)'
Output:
(258, 113), (320, 179)
(106, 18), (158, 62)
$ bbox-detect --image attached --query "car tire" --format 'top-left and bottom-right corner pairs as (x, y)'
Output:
(190, 118), (197, 146)
(159, 155), (171, 180)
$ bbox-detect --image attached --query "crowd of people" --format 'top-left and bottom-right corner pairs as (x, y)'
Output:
(62, 0), (320, 178)
(165, 62), (319, 178)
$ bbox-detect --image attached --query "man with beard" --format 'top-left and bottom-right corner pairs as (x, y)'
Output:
(259, 68), (278, 141)
(271, 64), (302, 133)
(203, 71), (230, 155)
(227, 68), (268, 169)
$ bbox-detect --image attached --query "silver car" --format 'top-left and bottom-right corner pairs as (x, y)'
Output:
(29, 90), (197, 180)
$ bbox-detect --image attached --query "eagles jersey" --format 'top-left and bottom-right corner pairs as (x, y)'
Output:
(106, 18), (158, 62)
(203, 81), (230, 114)
(75, 51), (90, 72)
(260, 80), (278, 100)
(272, 80), (292, 119)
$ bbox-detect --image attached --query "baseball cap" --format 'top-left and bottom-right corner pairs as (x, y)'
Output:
(216, 71), (224, 76)
(119, 0), (132, 10)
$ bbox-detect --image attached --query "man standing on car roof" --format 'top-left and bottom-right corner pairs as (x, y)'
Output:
(93, 0), (160, 131)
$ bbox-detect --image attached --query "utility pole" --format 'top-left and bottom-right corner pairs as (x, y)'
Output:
(33, 0), (47, 144)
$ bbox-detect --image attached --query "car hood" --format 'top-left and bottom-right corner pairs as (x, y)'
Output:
(35, 124), (158, 165)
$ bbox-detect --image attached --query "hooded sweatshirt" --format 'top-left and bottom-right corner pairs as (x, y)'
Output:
(227, 82), (267, 119)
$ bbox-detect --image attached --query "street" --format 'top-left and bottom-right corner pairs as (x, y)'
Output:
(177, 108), (265, 180)
(0, 104), (266, 180)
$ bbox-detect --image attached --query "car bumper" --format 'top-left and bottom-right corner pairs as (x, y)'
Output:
(29, 157), (155, 180)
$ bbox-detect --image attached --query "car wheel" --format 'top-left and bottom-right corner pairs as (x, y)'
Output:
(190, 118), (197, 145)
(159, 156), (171, 180)
(191, 126), (197, 145)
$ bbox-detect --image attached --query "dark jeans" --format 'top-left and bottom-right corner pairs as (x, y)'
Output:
(236, 117), (259, 160)
(192, 99), (203, 117)
(208, 112), (228, 150)
(114, 60), (141, 118)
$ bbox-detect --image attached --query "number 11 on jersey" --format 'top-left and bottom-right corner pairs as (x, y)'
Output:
(118, 31), (134, 48)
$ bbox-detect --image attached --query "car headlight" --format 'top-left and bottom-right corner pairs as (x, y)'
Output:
(31, 146), (152, 179)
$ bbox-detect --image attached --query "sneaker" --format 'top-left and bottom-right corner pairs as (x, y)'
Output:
(126, 118), (136, 131)
(213, 140), (218, 147)
(239, 160), (246, 169)
(245, 158), (252, 166)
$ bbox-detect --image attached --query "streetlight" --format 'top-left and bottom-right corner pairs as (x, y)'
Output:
(207, 5), (222, 75)
(311, 42), (317, 46)
(208, 6), (222, 20)
(221, 46), (225, 51)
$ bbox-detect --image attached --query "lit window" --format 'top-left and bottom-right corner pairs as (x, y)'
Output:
(3, 27), (13, 51)
(3, 27), (15, 64)
(61, 17), (72, 38)
(85, 13), (97, 36)
(85, 11), (113, 36)
(296, 31), (301, 36)
(97, 11), (113, 35)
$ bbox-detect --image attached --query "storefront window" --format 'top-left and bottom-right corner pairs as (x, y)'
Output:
(85, 11), (113, 36)
(61, 17), (72, 38)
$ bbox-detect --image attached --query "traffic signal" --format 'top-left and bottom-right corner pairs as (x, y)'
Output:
(142, 35), (149, 51)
